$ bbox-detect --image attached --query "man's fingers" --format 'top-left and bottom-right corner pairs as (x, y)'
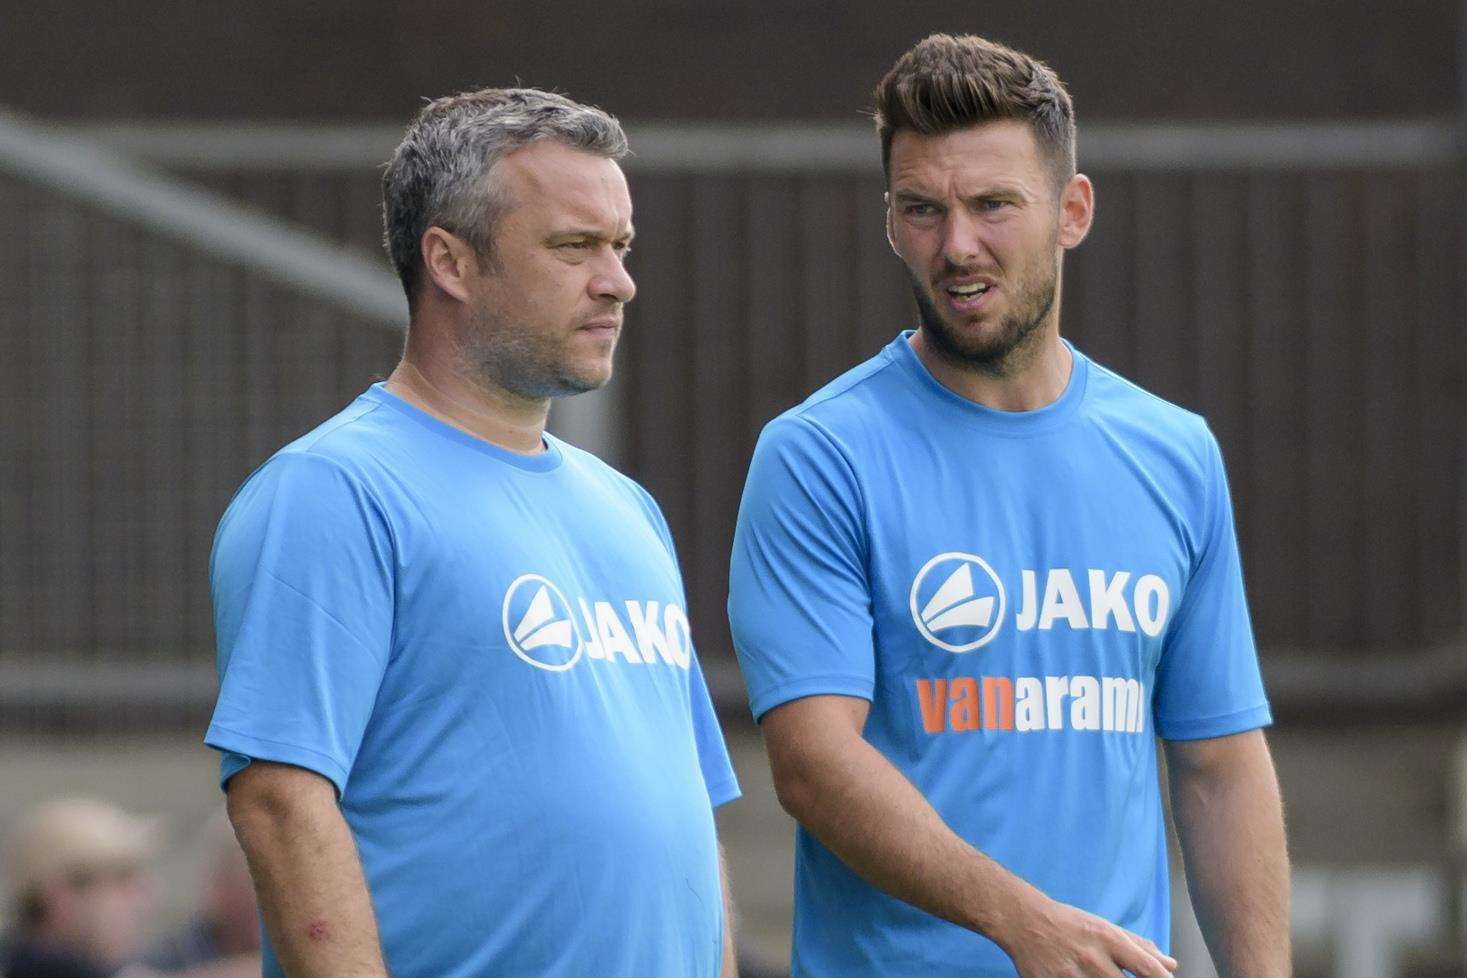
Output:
(1125, 930), (1177, 970)
(1110, 929), (1177, 977)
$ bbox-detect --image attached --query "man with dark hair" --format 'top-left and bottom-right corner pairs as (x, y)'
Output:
(730, 33), (1290, 978)
(208, 87), (740, 977)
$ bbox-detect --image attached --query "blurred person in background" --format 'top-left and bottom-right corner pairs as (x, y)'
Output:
(206, 87), (739, 978)
(143, 814), (257, 974)
(729, 33), (1290, 978)
(2, 798), (157, 978)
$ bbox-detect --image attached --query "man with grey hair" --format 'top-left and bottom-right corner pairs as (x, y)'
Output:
(207, 88), (741, 977)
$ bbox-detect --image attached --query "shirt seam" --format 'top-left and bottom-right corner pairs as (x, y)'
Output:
(785, 415), (874, 571)
(751, 673), (876, 703)
(366, 384), (568, 474)
(1154, 702), (1271, 729)
(206, 724), (348, 777)
(259, 566), (390, 668)
(789, 343), (904, 415)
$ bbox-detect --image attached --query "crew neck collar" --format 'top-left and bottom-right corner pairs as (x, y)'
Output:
(889, 329), (1088, 436)
(363, 382), (565, 472)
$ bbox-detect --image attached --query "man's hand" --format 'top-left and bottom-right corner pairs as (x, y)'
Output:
(996, 890), (1178, 977)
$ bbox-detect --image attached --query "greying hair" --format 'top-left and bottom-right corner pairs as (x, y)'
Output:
(874, 34), (1076, 193)
(381, 87), (629, 305)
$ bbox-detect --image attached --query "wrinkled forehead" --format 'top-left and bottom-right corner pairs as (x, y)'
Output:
(497, 141), (633, 233)
(887, 121), (1048, 196)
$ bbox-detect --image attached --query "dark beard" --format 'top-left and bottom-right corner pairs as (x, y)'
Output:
(911, 257), (1058, 376)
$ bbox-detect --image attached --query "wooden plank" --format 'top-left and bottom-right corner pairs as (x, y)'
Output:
(1130, 173), (1192, 404)
(1302, 174), (1368, 646)
(686, 175), (746, 660)
(1243, 172), (1309, 647)
(1067, 169), (1137, 371)
(1360, 174), (1418, 644)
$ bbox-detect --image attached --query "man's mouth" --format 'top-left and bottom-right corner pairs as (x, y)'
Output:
(943, 281), (994, 312)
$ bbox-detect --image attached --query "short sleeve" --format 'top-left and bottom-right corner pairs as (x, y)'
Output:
(689, 650), (741, 808)
(205, 452), (395, 794)
(1152, 431), (1272, 740)
(628, 479), (742, 808)
(728, 415), (875, 721)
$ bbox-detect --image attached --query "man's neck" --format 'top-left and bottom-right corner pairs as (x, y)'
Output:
(909, 325), (1072, 413)
(386, 354), (550, 455)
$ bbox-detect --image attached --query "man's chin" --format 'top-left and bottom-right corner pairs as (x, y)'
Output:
(922, 318), (1022, 365)
(553, 362), (614, 396)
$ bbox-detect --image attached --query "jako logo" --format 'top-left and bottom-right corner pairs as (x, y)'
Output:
(503, 574), (583, 672)
(909, 552), (1007, 653)
(501, 573), (695, 673)
(910, 553), (1172, 654)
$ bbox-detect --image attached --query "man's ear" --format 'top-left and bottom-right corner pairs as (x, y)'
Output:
(419, 227), (480, 304)
(1058, 173), (1095, 250)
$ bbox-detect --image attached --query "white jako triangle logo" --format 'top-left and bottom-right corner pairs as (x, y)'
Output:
(908, 551), (1006, 653)
(513, 586), (574, 651)
(501, 574), (584, 671)
(919, 564), (995, 632)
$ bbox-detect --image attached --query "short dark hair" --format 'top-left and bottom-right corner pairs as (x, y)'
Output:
(381, 88), (629, 307)
(874, 34), (1076, 191)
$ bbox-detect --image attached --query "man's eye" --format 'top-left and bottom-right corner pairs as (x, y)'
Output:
(905, 203), (937, 217)
(979, 199), (1010, 212)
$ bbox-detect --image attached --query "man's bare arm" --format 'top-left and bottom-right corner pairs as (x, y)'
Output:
(761, 694), (1177, 978)
(1165, 729), (1291, 978)
(226, 762), (389, 978)
(718, 842), (739, 978)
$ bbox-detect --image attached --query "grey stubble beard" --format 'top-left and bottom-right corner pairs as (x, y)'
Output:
(458, 302), (603, 403)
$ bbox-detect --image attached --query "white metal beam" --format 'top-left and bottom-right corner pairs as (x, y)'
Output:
(0, 108), (408, 325)
(67, 119), (1460, 172)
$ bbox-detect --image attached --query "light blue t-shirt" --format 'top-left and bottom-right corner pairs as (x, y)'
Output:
(728, 332), (1270, 977)
(207, 383), (740, 978)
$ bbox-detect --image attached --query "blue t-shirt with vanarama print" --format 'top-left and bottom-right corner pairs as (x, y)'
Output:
(207, 383), (739, 978)
(728, 332), (1270, 977)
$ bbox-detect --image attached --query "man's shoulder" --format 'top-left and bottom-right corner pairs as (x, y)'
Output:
(214, 391), (410, 555)
(758, 343), (907, 457)
(270, 389), (404, 475)
(791, 343), (906, 424)
(233, 390), (410, 502)
(1081, 353), (1216, 456)
(553, 436), (670, 530)
(1076, 353), (1224, 526)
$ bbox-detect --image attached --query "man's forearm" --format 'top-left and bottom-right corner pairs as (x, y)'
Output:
(773, 721), (1033, 941)
(1167, 731), (1291, 978)
(228, 769), (388, 978)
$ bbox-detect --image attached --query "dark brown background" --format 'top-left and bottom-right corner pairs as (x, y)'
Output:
(0, 2), (1463, 731)
(2, 0), (1458, 122)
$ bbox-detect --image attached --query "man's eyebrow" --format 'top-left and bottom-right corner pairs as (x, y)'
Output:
(549, 226), (636, 242)
(966, 184), (1031, 201)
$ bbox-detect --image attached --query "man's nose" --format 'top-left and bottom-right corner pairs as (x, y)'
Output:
(592, 253), (636, 304)
(940, 210), (984, 269)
